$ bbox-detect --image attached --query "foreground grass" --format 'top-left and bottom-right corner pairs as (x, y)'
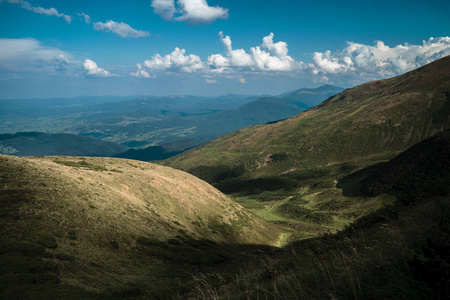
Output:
(193, 194), (450, 299)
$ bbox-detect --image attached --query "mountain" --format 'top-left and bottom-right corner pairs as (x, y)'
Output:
(278, 84), (344, 107)
(200, 132), (450, 299)
(0, 155), (281, 299)
(166, 56), (450, 195)
(0, 132), (128, 156)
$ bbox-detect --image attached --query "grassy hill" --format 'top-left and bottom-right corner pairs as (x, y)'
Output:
(0, 155), (281, 299)
(0, 132), (128, 157)
(192, 130), (450, 299)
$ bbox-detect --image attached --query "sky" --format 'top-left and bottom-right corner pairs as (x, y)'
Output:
(0, 0), (449, 99)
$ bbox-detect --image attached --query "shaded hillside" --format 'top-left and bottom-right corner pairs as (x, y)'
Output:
(362, 129), (450, 197)
(0, 132), (128, 157)
(116, 139), (200, 161)
(193, 134), (450, 299)
(167, 56), (450, 194)
(0, 155), (281, 299)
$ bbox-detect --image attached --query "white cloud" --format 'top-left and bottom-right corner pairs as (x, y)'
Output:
(208, 32), (302, 73)
(83, 59), (117, 77)
(143, 47), (204, 73)
(93, 20), (150, 38)
(1, 0), (72, 23)
(175, 0), (228, 25)
(151, 0), (176, 21)
(151, 0), (228, 25)
(77, 12), (91, 24)
(0, 38), (72, 73)
(312, 37), (450, 78)
(131, 64), (152, 78)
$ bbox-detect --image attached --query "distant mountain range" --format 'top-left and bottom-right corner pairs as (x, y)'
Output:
(0, 85), (343, 160)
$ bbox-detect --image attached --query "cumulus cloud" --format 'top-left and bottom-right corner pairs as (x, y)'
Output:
(208, 32), (302, 73)
(83, 59), (117, 77)
(312, 37), (450, 78)
(1, 0), (72, 23)
(131, 63), (152, 78)
(0, 38), (72, 73)
(93, 20), (150, 38)
(143, 47), (204, 73)
(131, 33), (450, 86)
(151, 0), (228, 25)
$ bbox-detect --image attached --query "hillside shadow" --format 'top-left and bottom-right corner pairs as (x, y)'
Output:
(0, 233), (282, 300)
(336, 162), (387, 197)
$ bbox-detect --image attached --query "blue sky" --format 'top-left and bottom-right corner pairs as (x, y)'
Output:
(0, 0), (449, 99)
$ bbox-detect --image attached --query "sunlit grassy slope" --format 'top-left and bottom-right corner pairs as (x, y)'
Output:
(0, 155), (281, 299)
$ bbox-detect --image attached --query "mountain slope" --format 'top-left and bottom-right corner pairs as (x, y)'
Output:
(0, 155), (281, 299)
(199, 131), (450, 299)
(0, 132), (128, 156)
(167, 56), (450, 192)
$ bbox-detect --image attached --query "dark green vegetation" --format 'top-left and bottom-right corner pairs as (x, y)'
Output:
(0, 86), (341, 156)
(193, 129), (450, 299)
(116, 138), (200, 161)
(0, 132), (127, 156)
(0, 155), (282, 299)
